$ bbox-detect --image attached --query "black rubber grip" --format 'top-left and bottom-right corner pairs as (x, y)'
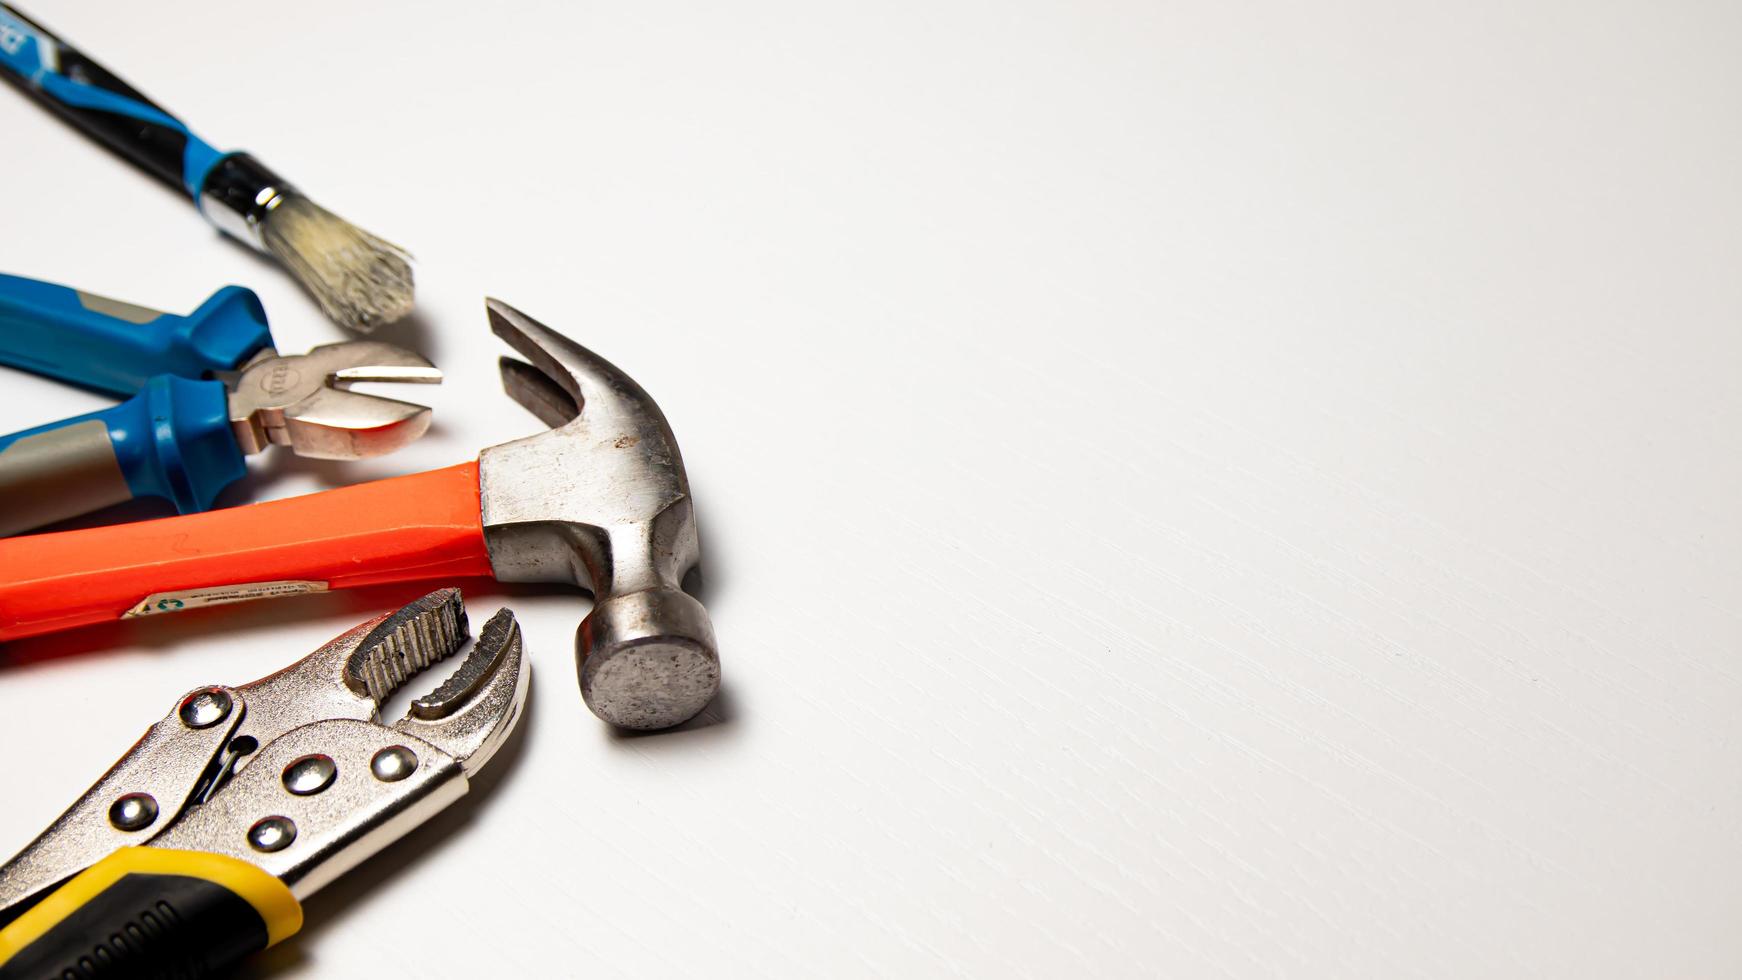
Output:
(0, 871), (271, 979)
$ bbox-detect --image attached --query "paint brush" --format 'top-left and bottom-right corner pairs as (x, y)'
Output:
(0, 4), (414, 331)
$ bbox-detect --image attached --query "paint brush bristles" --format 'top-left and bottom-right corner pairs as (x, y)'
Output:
(261, 194), (415, 332)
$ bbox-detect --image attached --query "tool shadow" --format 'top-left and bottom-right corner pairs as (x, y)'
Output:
(233, 669), (538, 979)
(206, 242), (442, 361)
(230, 672), (739, 977)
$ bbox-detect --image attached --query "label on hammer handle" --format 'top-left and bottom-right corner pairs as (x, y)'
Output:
(124, 580), (329, 618)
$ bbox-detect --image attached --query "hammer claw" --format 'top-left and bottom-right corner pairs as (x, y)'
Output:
(499, 356), (578, 429)
(486, 298), (583, 405)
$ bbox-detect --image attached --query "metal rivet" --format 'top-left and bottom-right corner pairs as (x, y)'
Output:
(370, 746), (418, 782)
(247, 816), (297, 853)
(178, 688), (232, 729)
(282, 755), (337, 796)
(108, 793), (159, 832)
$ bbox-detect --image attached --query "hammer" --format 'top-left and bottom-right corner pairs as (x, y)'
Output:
(0, 300), (719, 730)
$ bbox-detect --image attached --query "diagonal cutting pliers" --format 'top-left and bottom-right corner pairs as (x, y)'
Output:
(0, 273), (441, 535)
(0, 588), (529, 977)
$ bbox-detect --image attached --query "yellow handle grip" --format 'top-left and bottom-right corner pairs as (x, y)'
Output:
(0, 847), (301, 977)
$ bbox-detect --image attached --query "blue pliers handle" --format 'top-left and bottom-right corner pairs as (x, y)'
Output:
(0, 274), (273, 533)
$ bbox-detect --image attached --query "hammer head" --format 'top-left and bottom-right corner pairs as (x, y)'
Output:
(476, 300), (719, 730)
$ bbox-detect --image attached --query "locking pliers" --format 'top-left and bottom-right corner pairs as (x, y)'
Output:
(0, 589), (529, 977)
(0, 272), (442, 535)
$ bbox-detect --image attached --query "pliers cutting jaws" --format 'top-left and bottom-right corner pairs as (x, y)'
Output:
(0, 273), (441, 535)
(0, 589), (529, 977)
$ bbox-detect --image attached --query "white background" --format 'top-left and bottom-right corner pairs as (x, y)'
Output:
(1, 0), (1738, 976)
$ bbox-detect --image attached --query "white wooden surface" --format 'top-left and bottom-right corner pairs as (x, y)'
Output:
(2, 1), (1737, 976)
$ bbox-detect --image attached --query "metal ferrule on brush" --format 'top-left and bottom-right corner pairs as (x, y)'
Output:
(197, 152), (295, 251)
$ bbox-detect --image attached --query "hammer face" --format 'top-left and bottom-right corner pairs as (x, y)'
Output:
(476, 300), (719, 730)
(580, 588), (720, 730)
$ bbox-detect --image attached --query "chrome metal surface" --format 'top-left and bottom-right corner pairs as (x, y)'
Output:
(247, 816), (297, 853)
(159, 719), (463, 898)
(196, 152), (289, 252)
(227, 341), (441, 460)
(477, 299), (720, 730)
(179, 687), (232, 729)
(0, 590), (461, 909)
(0, 690), (243, 912)
(370, 746), (418, 782)
(193, 735), (258, 806)
(106, 794), (158, 832)
(222, 590), (469, 769)
(151, 607), (527, 898)
(393, 608), (529, 775)
(282, 756), (337, 796)
(342, 589), (468, 703)
(0, 591), (530, 913)
(409, 606), (513, 720)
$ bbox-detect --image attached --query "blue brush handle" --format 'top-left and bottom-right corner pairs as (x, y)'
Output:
(0, 4), (230, 198)
(0, 274), (272, 397)
(0, 375), (245, 535)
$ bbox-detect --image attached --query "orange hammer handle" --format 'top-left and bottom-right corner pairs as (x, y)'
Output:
(0, 462), (492, 642)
